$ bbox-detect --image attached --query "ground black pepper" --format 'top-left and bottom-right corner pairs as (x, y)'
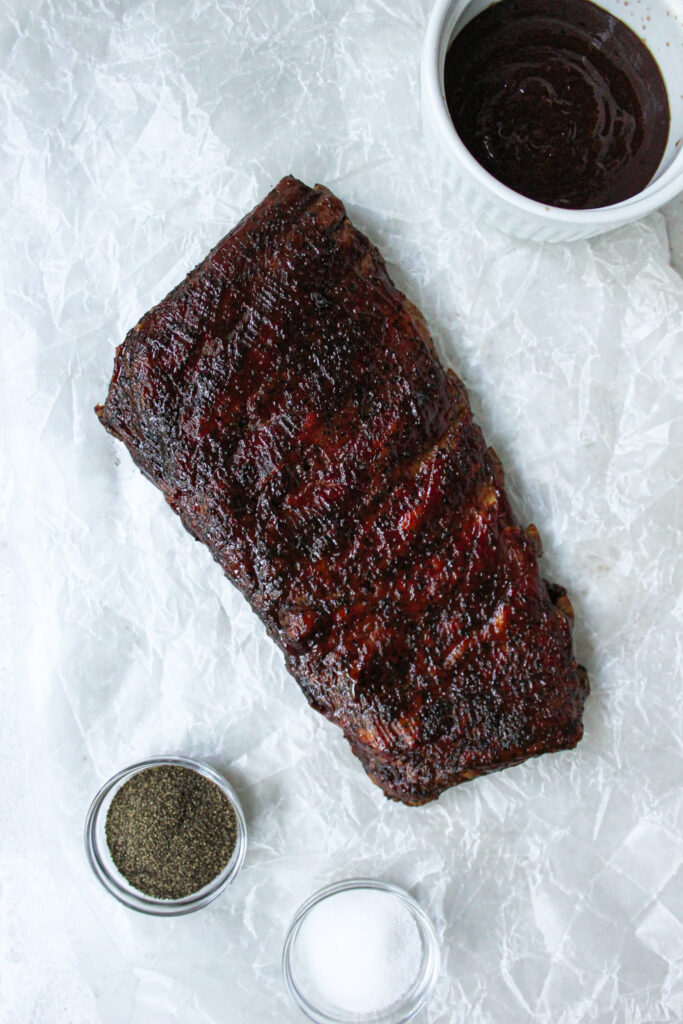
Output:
(105, 764), (238, 900)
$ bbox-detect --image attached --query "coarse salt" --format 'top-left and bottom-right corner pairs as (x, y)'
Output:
(294, 887), (423, 1015)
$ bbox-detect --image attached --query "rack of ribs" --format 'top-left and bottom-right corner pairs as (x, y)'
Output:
(96, 176), (588, 805)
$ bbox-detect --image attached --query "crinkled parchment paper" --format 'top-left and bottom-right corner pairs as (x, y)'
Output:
(2, 1), (682, 1022)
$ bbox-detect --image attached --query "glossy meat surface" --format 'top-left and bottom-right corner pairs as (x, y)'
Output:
(97, 176), (588, 804)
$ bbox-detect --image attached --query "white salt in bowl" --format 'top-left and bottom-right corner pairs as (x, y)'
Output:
(421, 0), (683, 241)
(282, 878), (440, 1024)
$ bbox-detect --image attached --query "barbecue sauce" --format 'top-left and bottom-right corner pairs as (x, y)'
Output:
(444, 0), (670, 209)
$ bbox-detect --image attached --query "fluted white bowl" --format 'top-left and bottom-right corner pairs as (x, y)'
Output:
(421, 0), (683, 242)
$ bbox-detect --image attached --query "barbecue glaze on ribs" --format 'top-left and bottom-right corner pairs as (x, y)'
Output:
(97, 176), (588, 805)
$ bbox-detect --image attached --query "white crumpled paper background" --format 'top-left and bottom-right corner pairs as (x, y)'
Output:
(2, 1), (682, 1021)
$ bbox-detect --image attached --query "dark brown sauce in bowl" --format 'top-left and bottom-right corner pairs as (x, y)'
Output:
(444, 0), (670, 209)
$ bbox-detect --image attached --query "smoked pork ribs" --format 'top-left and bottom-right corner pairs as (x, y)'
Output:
(96, 176), (588, 805)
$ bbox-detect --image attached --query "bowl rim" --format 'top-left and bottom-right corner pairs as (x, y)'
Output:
(421, 0), (683, 224)
(282, 877), (441, 1024)
(84, 754), (247, 916)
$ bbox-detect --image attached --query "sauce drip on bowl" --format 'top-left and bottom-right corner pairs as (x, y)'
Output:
(444, 0), (670, 209)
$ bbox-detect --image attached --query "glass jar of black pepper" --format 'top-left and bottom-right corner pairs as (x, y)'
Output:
(84, 755), (247, 916)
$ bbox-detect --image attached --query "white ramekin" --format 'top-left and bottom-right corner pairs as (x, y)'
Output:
(421, 0), (683, 242)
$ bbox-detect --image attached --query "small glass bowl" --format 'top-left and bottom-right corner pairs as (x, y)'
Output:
(84, 754), (247, 916)
(282, 878), (440, 1024)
